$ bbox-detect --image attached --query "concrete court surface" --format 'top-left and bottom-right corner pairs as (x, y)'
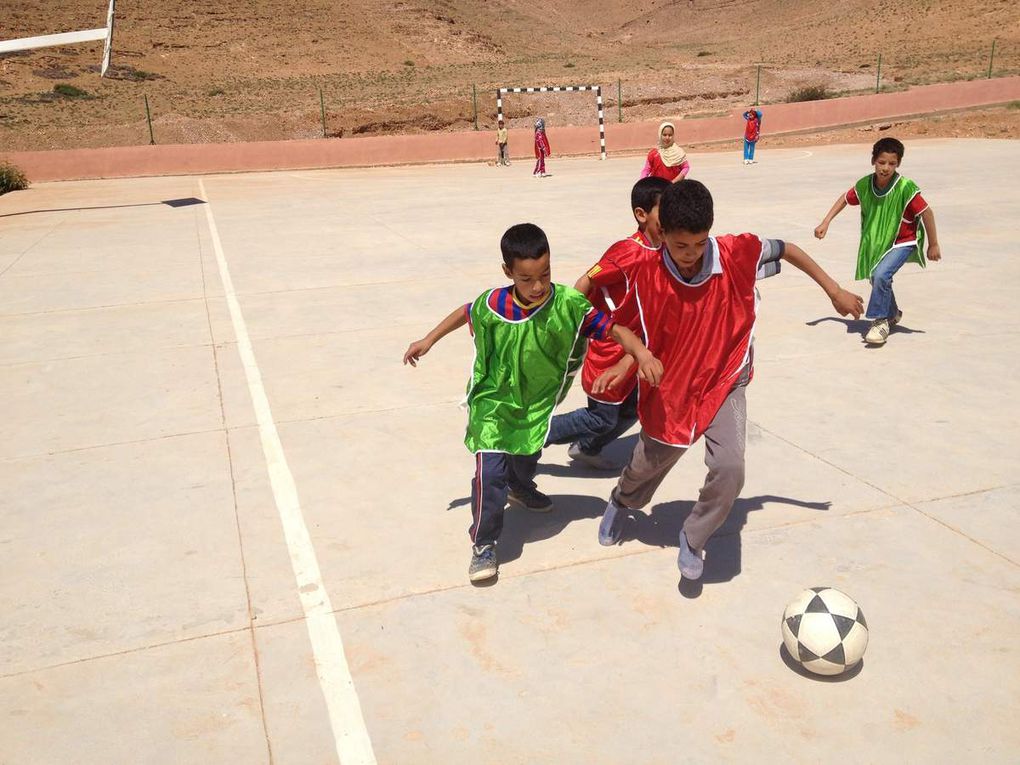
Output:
(1, 139), (1018, 764)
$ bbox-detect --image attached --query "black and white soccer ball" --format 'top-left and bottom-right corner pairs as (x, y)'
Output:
(781, 587), (869, 676)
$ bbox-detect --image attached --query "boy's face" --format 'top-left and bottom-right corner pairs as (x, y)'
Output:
(503, 252), (552, 304)
(635, 202), (663, 246)
(873, 151), (900, 184)
(662, 228), (711, 273)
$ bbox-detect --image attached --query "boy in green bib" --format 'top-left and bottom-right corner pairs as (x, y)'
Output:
(814, 137), (942, 345)
(403, 223), (662, 583)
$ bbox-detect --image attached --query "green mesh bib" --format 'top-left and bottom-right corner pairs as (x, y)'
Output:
(465, 285), (593, 454)
(854, 174), (926, 281)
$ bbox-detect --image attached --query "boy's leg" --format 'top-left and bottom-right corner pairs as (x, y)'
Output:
(599, 430), (686, 544)
(681, 385), (747, 552)
(581, 388), (638, 455)
(866, 245), (914, 320)
(612, 431), (687, 509)
(546, 399), (616, 447)
(469, 452), (510, 547)
(506, 451), (553, 511)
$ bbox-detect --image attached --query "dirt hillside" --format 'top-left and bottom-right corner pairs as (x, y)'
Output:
(1, 0), (1018, 150)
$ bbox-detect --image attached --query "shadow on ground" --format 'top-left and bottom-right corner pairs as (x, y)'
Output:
(806, 316), (926, 338)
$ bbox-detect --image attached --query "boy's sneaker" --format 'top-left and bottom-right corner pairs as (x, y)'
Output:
(469, 544), (498, 582)
(889, 309), (903, 328)
(508, 487), (554, 513)
(598, 497), (627, 546)
(568, 442), (620, 471)
(865, 318), (890, 345)
(677, 530), (704, 580)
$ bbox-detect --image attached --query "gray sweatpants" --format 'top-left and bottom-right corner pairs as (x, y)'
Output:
(612, 385), (746, 550)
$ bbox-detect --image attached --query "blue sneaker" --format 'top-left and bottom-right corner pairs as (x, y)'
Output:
(678, 530), (704, 580)
(598, 498), (627, 546)
(469, 544), (498, 582)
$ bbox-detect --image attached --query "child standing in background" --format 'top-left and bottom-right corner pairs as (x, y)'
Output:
(496, 120), (509, 166)
(534, 118), (551, 177)
(742, 108), (762, 165)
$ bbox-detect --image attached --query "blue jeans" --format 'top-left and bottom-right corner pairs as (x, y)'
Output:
(866, 244), (913, 319)
(546, 389), (639, 455)
(743, 139), (756, 160)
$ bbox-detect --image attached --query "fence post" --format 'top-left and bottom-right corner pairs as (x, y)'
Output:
(755, 65), (761, 105)
(617, 79), (622, 123)
(472, 84), (478, 130)
(319, 88), (327, 137)
(144, 94), (155, 145)
(876, 53), (882, 93)
(988, 39), (997, 79)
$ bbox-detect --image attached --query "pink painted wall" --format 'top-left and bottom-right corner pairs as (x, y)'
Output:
(3, 76), (1018, 183)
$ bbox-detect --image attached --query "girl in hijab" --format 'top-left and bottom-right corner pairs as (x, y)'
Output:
(533, 118), (551, 177)
(641, 121), (690, 182)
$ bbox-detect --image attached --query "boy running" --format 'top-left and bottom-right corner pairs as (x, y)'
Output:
(814, 137), (942, 346)
(403, 223), (662, 583)
(596, 181), (863, 581)
(546, 176), (671, 470)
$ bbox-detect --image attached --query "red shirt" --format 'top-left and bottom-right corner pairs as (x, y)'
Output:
(645, 149), (688, 182)
(534, 131), (550, 158)
(580, 231), (660, 403)
(846, 180), (928, 245)
(611, 234), (769, 446)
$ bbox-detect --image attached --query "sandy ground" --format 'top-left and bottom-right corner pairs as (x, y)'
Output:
(1, 139), (1018, 763)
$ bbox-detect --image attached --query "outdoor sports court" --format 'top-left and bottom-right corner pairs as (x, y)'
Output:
(1, 139), (1018, 763)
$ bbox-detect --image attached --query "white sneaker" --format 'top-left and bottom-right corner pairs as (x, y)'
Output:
(568, 442), (620, 471)
(889, 310), (903, 328)
(865, 318), (890, 345)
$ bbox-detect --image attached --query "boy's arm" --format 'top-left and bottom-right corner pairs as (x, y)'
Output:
(814, 195), (848, 239)
(573, 273), (593, 295)
(403, 305), (469, 366)
(920, 207), (942, 261)
(609, 324), (663, 386)
(781, 242), (864, 318)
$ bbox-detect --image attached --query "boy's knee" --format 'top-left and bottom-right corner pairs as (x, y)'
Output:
(714, 457), (746, 491)
(590, 408), (618, 435)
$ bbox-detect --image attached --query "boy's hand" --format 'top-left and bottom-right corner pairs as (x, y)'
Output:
(830, 288), (864, 319)
(403, 338), (433, 367)
(634, 350), (664, 387)
(813, 222), (829, 240)
(927, 243), (942, 262)
(591, 358), (634, 395)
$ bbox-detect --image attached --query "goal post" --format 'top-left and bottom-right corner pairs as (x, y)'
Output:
(496, 85), (607, 160)
(0, 0), (116, 76)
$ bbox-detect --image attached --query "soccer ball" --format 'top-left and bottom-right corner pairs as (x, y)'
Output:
(781, 587), (869, 676)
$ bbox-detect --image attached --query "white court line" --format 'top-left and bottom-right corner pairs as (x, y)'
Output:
(198, 179), (376, 765)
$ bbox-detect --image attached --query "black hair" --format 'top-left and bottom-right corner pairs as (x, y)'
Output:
(657, 179), (714, 234)
(500, 223), (550, 267)
(631, 176), (671, 215)
(872, 137), (904, 163)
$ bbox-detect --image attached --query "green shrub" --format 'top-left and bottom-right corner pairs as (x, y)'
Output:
(564, 62), (575, 68)
(0, 162), (29, 195)
(786, 84), (830, 103)
(697, 51), (712, 57)
(403, 60), (415, 67)
(53, 83), (89, 98)
(1008, 100), (1020, 110)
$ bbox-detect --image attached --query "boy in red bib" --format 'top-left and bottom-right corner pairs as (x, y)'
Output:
(597, 181), (863, 581)
(546, 177), (671, 470)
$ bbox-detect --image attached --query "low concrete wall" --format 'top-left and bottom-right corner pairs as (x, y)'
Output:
(4, 76), (1018, 182)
